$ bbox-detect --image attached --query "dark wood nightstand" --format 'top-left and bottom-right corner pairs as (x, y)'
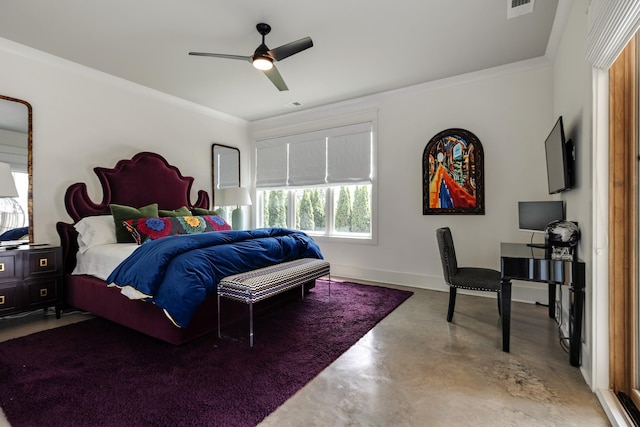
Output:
(0, 244), (63, 319)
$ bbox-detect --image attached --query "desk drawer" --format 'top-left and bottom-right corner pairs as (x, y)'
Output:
(502, 257), (573, 285)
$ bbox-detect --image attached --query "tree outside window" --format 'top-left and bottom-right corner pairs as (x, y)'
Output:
(264, 190), (288, 228)
(258, 184), (370, 238)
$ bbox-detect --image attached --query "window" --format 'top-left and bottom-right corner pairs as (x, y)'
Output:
(256, 122), (374, 241)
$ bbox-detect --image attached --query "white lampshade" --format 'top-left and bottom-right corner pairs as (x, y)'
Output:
(221, 187), (252, 207)
(0, 162), (18, 198)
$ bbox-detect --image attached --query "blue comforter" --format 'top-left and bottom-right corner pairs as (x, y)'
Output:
(106, 228), (323, 328)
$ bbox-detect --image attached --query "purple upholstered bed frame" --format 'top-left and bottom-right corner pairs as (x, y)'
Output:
(56, 152), (226, 344)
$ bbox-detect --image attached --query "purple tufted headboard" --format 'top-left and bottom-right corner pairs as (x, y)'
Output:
(56, 152), (210, 274)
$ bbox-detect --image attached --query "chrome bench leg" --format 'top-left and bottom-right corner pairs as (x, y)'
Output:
(249, 301), (254, 348)
(217, 291), (221, 339)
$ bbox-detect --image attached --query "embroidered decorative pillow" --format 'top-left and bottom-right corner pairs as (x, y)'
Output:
(123, 215), (232, 245)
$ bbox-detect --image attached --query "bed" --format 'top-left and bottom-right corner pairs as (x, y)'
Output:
(56, 151), (323, 344)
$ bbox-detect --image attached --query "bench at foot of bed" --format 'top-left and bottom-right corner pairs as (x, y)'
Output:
(217, 258), (331, 347)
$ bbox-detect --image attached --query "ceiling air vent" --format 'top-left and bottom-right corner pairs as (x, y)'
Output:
(507, 0), (534, 19)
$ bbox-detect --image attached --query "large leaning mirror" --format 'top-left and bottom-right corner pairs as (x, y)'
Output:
(0, 95), (32, 243)
(211, 143), (240, 207)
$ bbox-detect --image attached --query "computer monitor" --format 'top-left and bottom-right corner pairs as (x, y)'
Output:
(518, 201), (565, 233)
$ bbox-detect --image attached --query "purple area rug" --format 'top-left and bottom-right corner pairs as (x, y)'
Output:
(0, 280), (412, 427)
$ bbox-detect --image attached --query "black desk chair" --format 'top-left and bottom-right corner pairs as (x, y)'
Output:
(436, 227), (502, 322)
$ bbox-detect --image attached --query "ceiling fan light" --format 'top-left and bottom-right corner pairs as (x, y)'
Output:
(253, 57), (273, 71)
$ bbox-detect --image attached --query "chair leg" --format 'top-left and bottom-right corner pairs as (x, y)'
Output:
(497, 292), (502, 316)
(447, 287), (457, 322)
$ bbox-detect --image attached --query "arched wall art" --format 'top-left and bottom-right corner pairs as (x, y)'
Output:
(422, 128), (484, 215)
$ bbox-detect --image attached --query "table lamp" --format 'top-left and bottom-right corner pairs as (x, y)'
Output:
(222, 187), (252, 230)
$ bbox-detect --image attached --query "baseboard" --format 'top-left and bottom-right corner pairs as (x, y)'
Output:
(329, 264), (548, 304)
(597, 388), (635, 427)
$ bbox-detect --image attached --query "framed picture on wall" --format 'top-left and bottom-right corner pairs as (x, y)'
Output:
(422, 128), (485, 215)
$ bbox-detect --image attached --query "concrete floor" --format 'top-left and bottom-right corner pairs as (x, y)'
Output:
(0, 282), (610, 427)
(260, 281), (609, 427)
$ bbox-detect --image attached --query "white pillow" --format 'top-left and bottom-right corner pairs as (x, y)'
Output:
(74, 215), (117, 253)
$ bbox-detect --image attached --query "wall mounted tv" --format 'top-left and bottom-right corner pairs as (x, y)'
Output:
(545, 116), (574, 194)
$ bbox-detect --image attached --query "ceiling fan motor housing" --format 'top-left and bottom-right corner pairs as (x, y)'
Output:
(252, 24), (275, 65)
(256, 23), (272, 36)
(188, 22), (312, 91)
(253, 44), (272, 60)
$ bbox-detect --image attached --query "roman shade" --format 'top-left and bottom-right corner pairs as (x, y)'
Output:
(256, 122), (372, 188)
(255, 143), (288, 187)
(288, 137), (326, 186)
(586, 0), (640, 69)
(327, 127), (371, 183)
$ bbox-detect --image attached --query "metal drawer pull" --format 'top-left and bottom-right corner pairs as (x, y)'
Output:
(40, 288), (47, 297)
(0, 295), (4, 305)
(0, 263), (4, 272)
(40, 258), (48, 267)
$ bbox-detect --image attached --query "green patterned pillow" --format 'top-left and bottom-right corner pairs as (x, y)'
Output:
(109, 203), (159, 243)
(191, 207), (224, 216)
(158, 206), (191, 217)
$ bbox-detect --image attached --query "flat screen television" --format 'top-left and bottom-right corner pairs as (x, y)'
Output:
(545, 116), (574, 194)
(518, 200), (565, 233)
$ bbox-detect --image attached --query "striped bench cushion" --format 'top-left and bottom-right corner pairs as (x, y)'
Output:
(218, 258), (330, 303)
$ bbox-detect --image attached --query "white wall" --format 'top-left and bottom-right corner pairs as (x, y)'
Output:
(0, 38), (252, 245)
(252, 59), (556, 304)
(549, 1), (598, 388)
(548, 4), (637, 424)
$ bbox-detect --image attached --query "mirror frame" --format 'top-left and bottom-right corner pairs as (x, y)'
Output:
(0, 95), (33, 243)
(211, 143), (240, 207)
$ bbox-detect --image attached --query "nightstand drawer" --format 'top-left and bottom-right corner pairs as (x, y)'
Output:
(26, 279), (59, 306)
(0, 245), (63, 320)
(26, 249), (60, 276)
(0, 285), (18, 312)
(0, 254), (19, 282)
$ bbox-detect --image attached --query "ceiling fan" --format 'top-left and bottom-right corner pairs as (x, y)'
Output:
(189, 23), (313, 91)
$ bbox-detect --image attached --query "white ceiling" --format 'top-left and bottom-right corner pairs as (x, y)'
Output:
(0, 0), (559, 122)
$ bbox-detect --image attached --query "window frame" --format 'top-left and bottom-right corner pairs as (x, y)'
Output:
(253, 110), (378, 244)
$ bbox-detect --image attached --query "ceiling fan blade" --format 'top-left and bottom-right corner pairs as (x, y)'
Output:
(188, 52), (251, 62)
(263, 66), (288, 91)
(268, 37), (313, 62)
